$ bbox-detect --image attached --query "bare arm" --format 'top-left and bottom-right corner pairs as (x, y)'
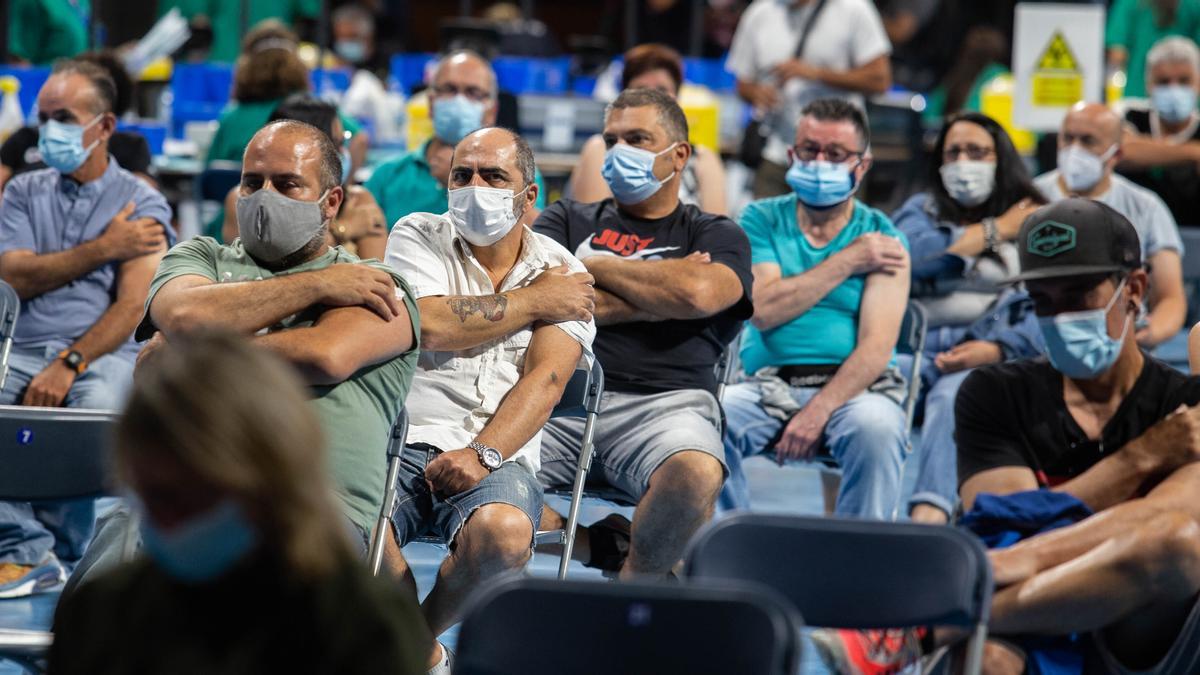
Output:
(750, 260), (854, 331)
(149, 264), (401, 337)
(472, 323), (583, 458)
(1119, 132), (1200, 170)
(593, 288), (665, 326)
(569, 135), (613, 203)
(809, 55), (892, 96)
(71, 250), (166, 361)
(585, 255), (743, 319)
(691, 147), (728, 216)
(1140, 249), (1187, 347)
(255, 300), (415, 385)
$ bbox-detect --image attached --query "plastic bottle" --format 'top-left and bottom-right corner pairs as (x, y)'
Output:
(0, 77), (24, 144)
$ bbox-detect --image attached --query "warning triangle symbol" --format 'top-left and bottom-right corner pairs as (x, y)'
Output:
(1037, 32), (1079, 71)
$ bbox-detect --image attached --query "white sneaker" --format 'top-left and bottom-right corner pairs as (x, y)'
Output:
(427, 641), (454, 675)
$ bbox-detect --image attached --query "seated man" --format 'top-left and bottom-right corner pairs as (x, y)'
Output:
(139, 119), (419, 557)
(1035, 102), (1186, 348)
(365, 50), (545, 227)
(720, 98), (911, 520)
(1118, 36), (1200, 228)
(0, 59), (172, 597)
(817, 201), (1200, 675)
(534, 88), (753, 578)
(383, 127), (595, 674)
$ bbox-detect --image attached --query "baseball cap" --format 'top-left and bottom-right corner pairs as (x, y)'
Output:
(1005, 198), (1143, 283)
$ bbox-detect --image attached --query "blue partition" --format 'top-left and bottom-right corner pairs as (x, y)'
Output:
(0, 67), (52, 119)
(389, 53), (437, 95)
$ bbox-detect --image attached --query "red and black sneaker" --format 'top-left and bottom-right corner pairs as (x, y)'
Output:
(811, 627), (926, 675)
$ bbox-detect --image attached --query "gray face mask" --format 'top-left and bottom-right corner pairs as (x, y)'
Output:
(235, 188), (330, 264)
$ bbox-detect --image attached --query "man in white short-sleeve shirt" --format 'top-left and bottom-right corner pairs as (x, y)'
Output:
(727, 0), (892, 198)
(382, 127), (596, 674)
(1034, 102), (1187, 348)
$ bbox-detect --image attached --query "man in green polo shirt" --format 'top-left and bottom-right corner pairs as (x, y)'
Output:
(366, 50), (545, 227)
(8, 0), (89, 65)
(138, 119), (419, 546)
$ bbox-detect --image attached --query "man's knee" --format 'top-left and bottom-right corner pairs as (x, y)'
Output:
(835, 399), (906, 461)
(1133, 511), (1200, 593)
(649, 451), (725, 500)
(455, 503), (534, 569)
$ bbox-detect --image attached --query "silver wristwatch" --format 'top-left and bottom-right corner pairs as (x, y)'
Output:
(468, 441), (503, 472)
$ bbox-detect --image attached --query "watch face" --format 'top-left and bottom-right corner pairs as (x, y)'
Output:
(482, 448), (503, 469)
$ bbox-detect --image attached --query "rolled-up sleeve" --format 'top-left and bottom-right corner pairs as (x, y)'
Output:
(893, 193), (968, 287)
(0, 177), (36, 253)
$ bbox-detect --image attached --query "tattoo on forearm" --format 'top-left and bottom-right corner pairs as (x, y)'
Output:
(448, 294), (508, 323)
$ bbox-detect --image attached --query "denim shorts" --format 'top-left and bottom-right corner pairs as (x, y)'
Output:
(389, 443), (543, 548)
(538, 389), (726, 503)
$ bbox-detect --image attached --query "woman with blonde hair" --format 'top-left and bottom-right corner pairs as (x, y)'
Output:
(47, 331), (426, 674)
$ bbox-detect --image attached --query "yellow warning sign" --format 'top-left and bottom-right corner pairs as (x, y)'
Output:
(1032, 31), (1083, 107)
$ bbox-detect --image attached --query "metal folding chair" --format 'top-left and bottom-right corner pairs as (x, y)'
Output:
(368, 361), (605, 581)
(455, 576), (802, 675)
(0, 405), (122, 674)
(0, 279), (20, 391)
(685, 513), (992, 675)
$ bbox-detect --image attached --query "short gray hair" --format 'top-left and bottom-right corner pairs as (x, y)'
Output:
(432, 49), (498, 101)
(332, 4), (374, 36)
(50, 59), (117, 115)
(606, 88), (689, 144)
(1146, 36), (1200, 81)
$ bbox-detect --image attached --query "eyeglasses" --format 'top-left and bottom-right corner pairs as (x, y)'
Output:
(431, 83), (492, 103)
(792, 142), (864, 164)
(942, 143), (995, 162)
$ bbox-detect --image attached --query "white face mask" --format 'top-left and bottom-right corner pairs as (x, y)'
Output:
(939, 160), (996, 207)
(1057, 143), (1116, 193)
(447, 185), (529, 246)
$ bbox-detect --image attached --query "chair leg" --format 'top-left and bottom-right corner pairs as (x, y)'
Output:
(962, 623), (988, 675)
(369, 454), (404, 576)
(558, 412), (600, 580)
(820, 470), (841, 516)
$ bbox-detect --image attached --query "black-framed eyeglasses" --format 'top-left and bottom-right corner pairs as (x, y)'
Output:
(942, 143), (995, 162)
(792, 142), (865, 164)
(431, 83), (492, 103)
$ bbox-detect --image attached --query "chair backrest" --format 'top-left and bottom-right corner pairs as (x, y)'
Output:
(0, 406), (120, 500)
(1179, 229), (1200, 324)
(551, 360), (604, 419)
(195, 162), (242, 203)
(455, 576), (801, 675)
(685, 513), (992, 630)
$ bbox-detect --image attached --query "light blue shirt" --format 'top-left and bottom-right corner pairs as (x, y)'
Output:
(739, 195), (907, 373)
(0, 158), (174, 358)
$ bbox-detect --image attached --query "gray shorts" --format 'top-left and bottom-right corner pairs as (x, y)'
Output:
(538, 389), (726, 503)
(1090, 593), (1200, 675)
(390, 443), (543, 547)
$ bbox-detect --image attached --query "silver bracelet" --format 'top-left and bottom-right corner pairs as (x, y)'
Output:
(982, 217), (999, 253)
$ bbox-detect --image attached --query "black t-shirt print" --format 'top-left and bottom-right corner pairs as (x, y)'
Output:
(955, 356), (1200, 489)
(533, 198), (754, 395)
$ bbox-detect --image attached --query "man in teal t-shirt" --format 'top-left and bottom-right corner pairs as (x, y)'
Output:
(365, 50), (545, 227)
(720, 99), (912, 521)
(138, 120), (419, 544)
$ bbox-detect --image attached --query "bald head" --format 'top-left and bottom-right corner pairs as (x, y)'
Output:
(432, 50), (497, 99)
(246, 120), (342, 192)
(1062, 102), (1123, 148)
(449, 127), (538, 226)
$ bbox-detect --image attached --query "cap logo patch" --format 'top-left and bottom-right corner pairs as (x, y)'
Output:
(1027, 221), (1077, 257)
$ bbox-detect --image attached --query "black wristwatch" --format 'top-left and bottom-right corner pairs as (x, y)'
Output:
(57, 349), (87, 374)
(468, 441), (503, 472)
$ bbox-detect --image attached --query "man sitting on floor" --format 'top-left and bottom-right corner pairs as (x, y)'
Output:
(822, 199), (1200, 674)
(534, 88), (753, 578)
(720, 98), (911, 520)
(384, 127), (595, 673)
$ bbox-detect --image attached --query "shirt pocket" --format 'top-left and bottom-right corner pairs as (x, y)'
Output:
(501, 331), (531, 373)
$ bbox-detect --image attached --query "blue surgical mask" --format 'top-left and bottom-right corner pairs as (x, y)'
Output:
(601, 142), (679, 205)
(1152, 84), (1197, 124)
(786, 159), (859, 209)
(335, 39), (367, 64)
(140, 500), (258, 584)
(432, 94), (487, 144)
(1039, 278), (1131, 380)
(38, 116), (103, 175)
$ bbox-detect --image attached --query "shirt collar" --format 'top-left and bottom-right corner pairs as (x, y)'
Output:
(451, 224), (550, 271)
(58, 154), (119, 197)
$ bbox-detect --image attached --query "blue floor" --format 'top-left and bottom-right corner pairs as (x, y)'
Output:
(1, 450), (923, 674)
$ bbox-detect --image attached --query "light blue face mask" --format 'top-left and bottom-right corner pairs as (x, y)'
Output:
(432, 94), (487, 144)
(786, 159), (859, 209)
(38, 116), (102, 175)
(601, 142), (678, 205)
(140, 500), (258, 584)
(334, 39), (367, 64)
(340, 148), (352, 184)
(1039, 278), (1131, 380)
(1151, 84), (1198, 124)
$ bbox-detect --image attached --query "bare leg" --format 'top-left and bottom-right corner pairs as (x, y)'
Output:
(535, 505), (591, 563)
(910, 503), (950, 525)
(621, 451), (724, 579)
(421, 503), (533, 641)
(382, 530), (419, 600)
(990, 510), (1200, 666)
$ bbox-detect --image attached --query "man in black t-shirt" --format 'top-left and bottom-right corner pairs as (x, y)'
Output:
(533, 89), (753, 579)
(955, 199), (1200, 673)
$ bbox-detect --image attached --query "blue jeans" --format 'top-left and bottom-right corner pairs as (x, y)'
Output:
(0, 346), (134, 566)
(719, 381), (907, 519)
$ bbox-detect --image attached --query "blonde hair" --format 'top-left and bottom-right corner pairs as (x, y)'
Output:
(116, 330), (352, 579)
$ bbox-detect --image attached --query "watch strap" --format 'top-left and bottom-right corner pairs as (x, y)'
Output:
(468, 441), (501, 471)
(57, 349), (88, 374)
(982, 217), (999, 253)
